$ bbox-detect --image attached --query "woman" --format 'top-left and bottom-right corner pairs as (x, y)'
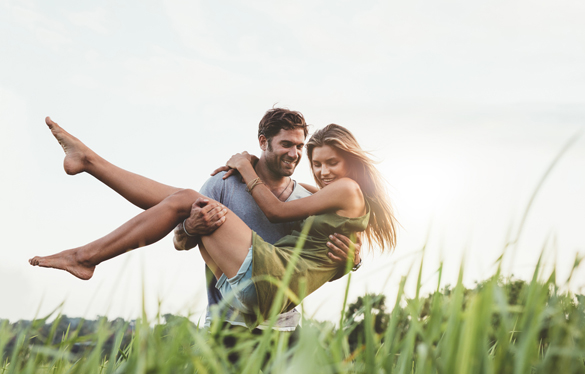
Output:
(30, 118), (397, 320)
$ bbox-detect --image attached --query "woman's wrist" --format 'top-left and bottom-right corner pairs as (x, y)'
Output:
(239, 162), (257, 184)
(246, 177), (264, 194)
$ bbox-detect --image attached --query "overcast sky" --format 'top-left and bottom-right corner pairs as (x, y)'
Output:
(1, 0), (584, 323)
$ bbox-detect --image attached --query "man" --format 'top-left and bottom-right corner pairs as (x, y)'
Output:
(173, 108), (361, 331)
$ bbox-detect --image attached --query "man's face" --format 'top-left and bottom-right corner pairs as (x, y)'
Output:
(261, 128), (306, 177)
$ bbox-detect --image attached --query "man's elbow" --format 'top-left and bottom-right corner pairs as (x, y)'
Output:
(173, 237), (186, 251)
(173, 233), (196, 251)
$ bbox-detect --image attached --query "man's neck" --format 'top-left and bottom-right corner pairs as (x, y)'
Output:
(254, 158), (290, 191)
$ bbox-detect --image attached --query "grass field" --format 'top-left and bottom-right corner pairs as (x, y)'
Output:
(3, 252), (585, 374)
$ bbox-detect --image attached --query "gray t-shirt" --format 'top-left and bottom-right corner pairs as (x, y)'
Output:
(201, 172), (312, 330)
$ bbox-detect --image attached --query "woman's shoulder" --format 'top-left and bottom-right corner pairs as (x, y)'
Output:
(328, 178), (366, 217)
(330, 177), (361, 193)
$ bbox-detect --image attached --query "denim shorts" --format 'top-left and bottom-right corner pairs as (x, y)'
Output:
(215, 246), (258, 315)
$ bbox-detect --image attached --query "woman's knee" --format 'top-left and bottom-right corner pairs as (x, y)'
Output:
(164, 189), (200, 216)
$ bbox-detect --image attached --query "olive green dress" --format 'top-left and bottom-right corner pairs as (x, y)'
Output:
(251, 206), (370, 319)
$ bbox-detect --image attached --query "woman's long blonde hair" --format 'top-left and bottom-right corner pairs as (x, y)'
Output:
(306, 124), (397, 251)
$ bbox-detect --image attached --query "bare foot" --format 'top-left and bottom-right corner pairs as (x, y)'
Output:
(46, 116), (92, 175)
(29, 248), (95, 280)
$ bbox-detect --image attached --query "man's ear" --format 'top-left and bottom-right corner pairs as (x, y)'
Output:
(259, 135), (268, 151)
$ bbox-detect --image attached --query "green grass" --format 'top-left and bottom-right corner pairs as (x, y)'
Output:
(2, 253), (585, 374)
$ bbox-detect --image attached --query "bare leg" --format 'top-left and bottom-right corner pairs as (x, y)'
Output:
(46, 117), (180, 210)
(198, 242), (222, 279)
(29, 190), (252, 280)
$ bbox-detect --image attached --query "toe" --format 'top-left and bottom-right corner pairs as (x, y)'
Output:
(45, 116), (59, 129)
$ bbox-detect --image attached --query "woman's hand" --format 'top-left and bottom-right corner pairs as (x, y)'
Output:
(212, 152), (258, 179)
(226, 151), (258, 171)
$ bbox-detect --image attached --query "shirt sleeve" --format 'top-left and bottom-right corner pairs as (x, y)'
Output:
(199, 172), (227, 203)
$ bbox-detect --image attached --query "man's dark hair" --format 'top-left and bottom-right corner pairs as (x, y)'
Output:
(258, 108), (309, 141)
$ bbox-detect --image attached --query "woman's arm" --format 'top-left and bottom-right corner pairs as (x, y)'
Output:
(294, 182), (362, 265)
(228, 154), (365, 223)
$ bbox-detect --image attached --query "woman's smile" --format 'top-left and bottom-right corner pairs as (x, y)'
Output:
(311, 145), (348, 187)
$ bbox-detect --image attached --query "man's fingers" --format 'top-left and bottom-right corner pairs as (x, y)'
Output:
(216, 206), (228, 219)
(205, 205), (227, 220)
(200, 202), (220, 215)
(193, 197), (210, 208)
(326, 241), (346, 260)
(333, 233), (353, 248)
(329, 234), (350, 251)
(214, 215), (227, 228)
(333, 233), (360, 259)
(355, 233), (363, 246)
(192, 198), (210, 214)
(327, 251), (342, 262)
(203, 205), (218, 216)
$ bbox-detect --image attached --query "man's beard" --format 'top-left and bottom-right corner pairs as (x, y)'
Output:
(265, 143), (298, 177)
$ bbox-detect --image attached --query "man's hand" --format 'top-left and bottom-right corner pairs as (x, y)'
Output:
(185, 198), (228, 235)
(327, 233), (362, 268)
(173, 223), (199, 251)
(173, 198), (227, 251)
(211, 152), (259, 180)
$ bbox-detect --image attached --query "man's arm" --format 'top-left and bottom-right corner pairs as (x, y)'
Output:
(173, 198), (227, 250)
(173, 171), (229, 250)
(173, 222), (199, 251)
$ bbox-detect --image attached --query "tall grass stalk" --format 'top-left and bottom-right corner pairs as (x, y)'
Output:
(3, 249), (585, 373)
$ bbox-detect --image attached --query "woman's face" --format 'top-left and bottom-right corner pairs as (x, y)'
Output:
(311, 145), (349, 187)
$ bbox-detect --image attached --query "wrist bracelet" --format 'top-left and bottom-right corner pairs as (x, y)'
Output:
(246, 177), (264, 194)
(182, 219), (197, 237)
(352, 259), (362, 272)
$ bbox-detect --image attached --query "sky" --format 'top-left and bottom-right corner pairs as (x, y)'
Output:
(1, 0), (584, 323)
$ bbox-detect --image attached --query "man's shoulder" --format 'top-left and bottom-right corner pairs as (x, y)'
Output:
(298, 182), (318, 194)
(289, 181), (313, 200)
(201, 172), (242, 191)
(200, 172), (248, 203)
(202, 171), (226, 186)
